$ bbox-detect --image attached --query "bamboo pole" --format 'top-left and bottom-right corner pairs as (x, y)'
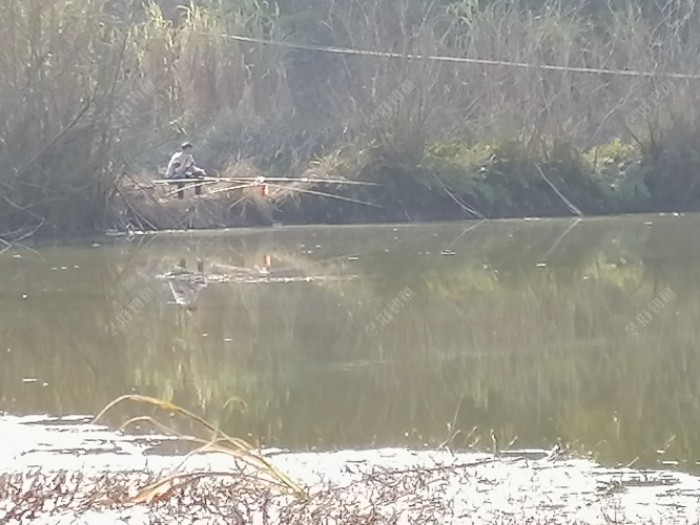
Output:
(153, 177), (382, 186)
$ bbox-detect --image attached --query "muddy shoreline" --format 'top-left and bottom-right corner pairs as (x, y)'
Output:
(2, 416), (700, 524)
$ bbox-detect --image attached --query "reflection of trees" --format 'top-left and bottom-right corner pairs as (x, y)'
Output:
(0, 244), (134, 414)
(2, 218), (700, 470)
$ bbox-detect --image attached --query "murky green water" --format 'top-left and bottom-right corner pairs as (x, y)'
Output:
(2, 215), (700, 471)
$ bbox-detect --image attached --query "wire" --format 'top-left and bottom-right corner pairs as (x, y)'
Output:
(213, 33), (700, 80)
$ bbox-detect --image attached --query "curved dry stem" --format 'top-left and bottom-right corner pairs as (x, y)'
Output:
(127, 471), (292, 505)
(119, 415), (182, 436)
(94, 394), (222, 440)
(93, 395), (308, 500)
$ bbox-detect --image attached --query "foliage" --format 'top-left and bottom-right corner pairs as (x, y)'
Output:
(1, 0), (700, 235)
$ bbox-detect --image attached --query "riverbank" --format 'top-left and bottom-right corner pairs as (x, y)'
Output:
(2, 415), (700, 524)
(3, 0), (700, 237)
(111, 134), (699, 232)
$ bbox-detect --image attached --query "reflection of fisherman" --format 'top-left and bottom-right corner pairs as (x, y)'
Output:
(168, 258), (206, 311)
(165, 142), (206, 199)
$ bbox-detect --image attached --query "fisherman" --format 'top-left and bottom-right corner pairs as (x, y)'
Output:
(165, 142), (206, 198)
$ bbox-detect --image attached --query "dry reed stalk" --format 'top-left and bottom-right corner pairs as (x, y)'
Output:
(3, 0), (700, 235)
(93, 394), (307, 501)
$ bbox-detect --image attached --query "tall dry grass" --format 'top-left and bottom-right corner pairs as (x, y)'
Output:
(1, 0), (700, 235)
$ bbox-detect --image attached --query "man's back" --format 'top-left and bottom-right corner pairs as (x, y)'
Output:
(166, 151), (195, 178)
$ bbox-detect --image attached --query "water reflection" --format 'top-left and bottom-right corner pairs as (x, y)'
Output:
(1, 216), (700, 471)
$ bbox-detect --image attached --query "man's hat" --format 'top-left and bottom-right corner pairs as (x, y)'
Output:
(181, 142), (193, 149)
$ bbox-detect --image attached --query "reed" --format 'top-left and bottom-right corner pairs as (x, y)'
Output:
(2, 0), (700, 235)
(93, 394), (307, 501)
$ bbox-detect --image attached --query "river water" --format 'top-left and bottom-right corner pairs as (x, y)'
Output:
(1, 214), (699, 473)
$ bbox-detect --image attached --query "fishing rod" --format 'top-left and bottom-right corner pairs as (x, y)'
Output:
(159, 180), (386, 209)
(153, 176), (382, 186)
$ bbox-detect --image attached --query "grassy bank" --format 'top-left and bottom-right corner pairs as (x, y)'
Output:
(113, 133), (699, 230)
(2, 0), (700, 235)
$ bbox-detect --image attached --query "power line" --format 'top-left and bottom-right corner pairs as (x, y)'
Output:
(216, 33), (700, 80)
